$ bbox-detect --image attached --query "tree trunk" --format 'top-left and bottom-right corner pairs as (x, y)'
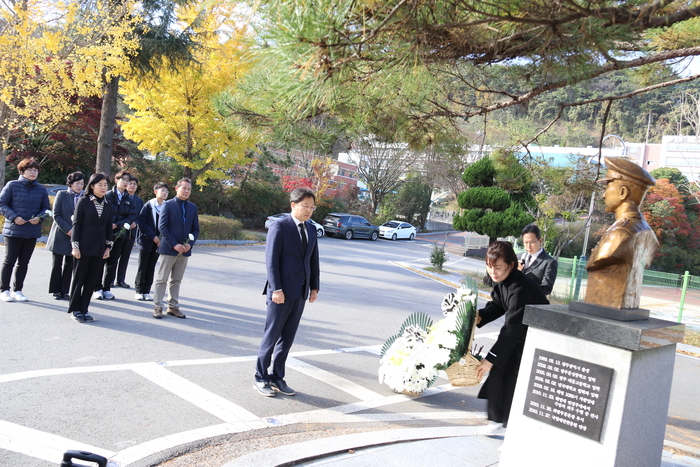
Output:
(96, 76), (120, 177)
(0, 140), (7, 190)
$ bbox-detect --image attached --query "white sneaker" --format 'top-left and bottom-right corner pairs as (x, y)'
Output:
(478, 421), (506, 436)
(102, 290), (115, 300)
(11, 291), (28, 302)
(143, 293), (153, 301)
(93, 290), (104, 300)
(135, 293), (145, 300)
(0, 290), (13, 302)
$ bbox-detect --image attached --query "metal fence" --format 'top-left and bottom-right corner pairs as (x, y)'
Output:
(554, 256), (700, 323)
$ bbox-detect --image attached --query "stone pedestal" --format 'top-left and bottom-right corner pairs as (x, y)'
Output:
(499, 304), (684, 467)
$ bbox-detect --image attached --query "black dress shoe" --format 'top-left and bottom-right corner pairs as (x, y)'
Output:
(62, 293), (70, 300)
(253, 381), (275, 397)
(53, 292), (62, 300)
(116, 281), (131, 288)
(270, 379), (296, 396)
(71, 312), (86, 323)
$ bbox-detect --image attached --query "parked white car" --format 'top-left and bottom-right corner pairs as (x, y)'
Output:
(265, 213), (325, 237)
(379, 220), (417, 240)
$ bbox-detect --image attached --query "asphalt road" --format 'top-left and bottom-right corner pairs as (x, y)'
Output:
(0, 236), (698, 466)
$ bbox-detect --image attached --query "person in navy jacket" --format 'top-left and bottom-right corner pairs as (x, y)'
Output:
(254, 187), (320, 397)
(134, 181), (169, 301)
(115, 176), (144, 288)
(0, 158), (50, 302)
(152, 178), (199, 319)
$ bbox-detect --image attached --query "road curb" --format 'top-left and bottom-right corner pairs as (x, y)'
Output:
(219, 426), (487, 467)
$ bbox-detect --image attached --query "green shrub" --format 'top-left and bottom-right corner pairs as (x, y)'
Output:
(430, 242), (447, 270)
(198, 215), (244, 240)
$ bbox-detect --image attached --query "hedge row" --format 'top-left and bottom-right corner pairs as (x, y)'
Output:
(0, 212), (244, 241)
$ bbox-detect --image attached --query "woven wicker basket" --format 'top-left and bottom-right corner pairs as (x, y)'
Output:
(446, 353), (482, 387)
(401, 389), (422, 397)
(445, 300), (483, 387)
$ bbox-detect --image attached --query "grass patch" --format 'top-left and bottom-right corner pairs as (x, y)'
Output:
(683, 329), (700, 347)
(424, 266), (451, 275)
(241, 230), (266, 242)
(464, 270), (493, 293)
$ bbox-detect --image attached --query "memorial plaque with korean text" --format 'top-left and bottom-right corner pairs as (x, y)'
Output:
(523, 349), (614, 441)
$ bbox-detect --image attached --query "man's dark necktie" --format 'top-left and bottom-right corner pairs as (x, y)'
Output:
(299, 222), (307, 252)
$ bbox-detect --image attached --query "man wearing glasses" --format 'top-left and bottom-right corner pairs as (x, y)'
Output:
(517, 224), (558, 296)
(254, 187), (320, 397)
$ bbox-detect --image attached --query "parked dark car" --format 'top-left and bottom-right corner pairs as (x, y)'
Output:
(322, 213), (379, 240)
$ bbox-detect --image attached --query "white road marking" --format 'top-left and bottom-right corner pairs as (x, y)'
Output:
(0, 420), (116, 464)
(2, 342), (697, 467)
(0, 346), (381, 383)
(287, 357), (384, 401)
(132, 363), (260, 423)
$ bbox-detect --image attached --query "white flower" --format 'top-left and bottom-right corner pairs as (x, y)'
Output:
(403, 325), (427, 343)
(441, 293), (459, 314)
(188, 233), (194, 241)
(45, 209), (53, 217)
(123, 223), (131, 230)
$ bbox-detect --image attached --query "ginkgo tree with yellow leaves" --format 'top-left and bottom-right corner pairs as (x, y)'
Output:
(0, 0), (138, 186)
(120, 2), (257, 185)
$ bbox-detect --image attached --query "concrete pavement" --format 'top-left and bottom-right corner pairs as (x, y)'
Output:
(1, 237), (699, 467)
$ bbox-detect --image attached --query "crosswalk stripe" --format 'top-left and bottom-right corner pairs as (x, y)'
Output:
(131, 364), (260, 423)
(287, 357), (384, 401)
(0, 420), (116, 464)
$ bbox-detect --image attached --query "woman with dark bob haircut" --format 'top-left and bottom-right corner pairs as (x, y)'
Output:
(46, 172), (85, 300)
(67, 173), (114, 323)
(474, 240), (549, 436)
(0, 158), (50, 302)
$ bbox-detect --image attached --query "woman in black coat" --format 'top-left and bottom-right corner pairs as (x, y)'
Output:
(45, 172), (85, 300)
(68, 173), (114, 323)
(475, 240), (549, 436)
(0, 158), (50, 302)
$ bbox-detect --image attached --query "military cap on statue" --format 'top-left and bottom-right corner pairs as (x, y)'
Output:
(597, 157), (656, 188)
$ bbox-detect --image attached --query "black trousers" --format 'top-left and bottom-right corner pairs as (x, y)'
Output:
(48, 253), (73, 295)
(255, 292), (306, 382)
(1, 236), (36, 292)
(477, 342), (525, 428)
(116, 234), (136, 283)
(69, 255), (103, 314)
(135, 243), (159, 294)
(99, 235), (129, 291)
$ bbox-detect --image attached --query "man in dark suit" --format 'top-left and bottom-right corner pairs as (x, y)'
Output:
(153, 178), (199, 319)
(94, 171), (138, 300)
(517, 224), (557, 296)
(115, 176), (144, 288)
(254, 187), (320, 397)
(134, 181), (169, 301)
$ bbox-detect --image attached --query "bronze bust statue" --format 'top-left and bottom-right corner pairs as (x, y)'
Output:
(584, 157), (658, 310)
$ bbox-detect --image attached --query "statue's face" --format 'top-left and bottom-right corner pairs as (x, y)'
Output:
(602, 176), (624, 213)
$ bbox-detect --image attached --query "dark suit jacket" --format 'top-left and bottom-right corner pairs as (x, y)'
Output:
(519, 250), (558, 295)
(71, 197), (114, 257)
(263, 214), (320, 302)
(158, 197), (200, 256)
(46, 189), (81, 256)
(136, 199), (161, 250)
(105, 187), (138, 231)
